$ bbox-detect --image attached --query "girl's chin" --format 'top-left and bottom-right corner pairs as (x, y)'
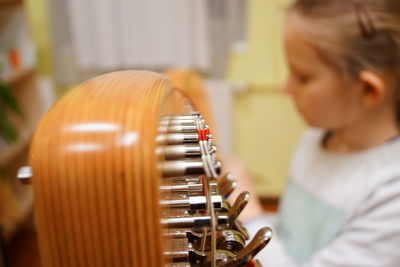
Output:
(301, 115), (325, 128)
(297, 109), (330, 128)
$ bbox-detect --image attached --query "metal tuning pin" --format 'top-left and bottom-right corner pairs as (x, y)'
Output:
(160, 115), (191, 121)
(160, 181), (218, 196)
(163, 115), (199, 120)
(157, 133), (200, 145)
(160, 183), (203, 194)
(158, 112), (272, 266)
(158, 124), (199, 134)
(159, 120), (196, 128)
(160, 160), (221, 177)
(163, 229), (190, 240)
(163, 177), (202, 184)
(161, 214), (229, 230)
(157, 144), (217, 160)
(160, 195), (223, 211)
(217, 173), (238, 198)
(160, 160), (204, 177)
(156, 145), (202, 159)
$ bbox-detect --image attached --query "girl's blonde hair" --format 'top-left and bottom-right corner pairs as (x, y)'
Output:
(288, 0), (400, 122)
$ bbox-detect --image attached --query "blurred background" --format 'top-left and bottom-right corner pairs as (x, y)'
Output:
(0, 0), (304, 265)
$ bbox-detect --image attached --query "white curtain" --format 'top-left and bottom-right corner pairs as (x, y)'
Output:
(65, 0), (210, 71)
(48, 0), (246, 84)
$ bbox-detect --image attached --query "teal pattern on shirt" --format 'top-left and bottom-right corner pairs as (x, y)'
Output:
(277, 179), (346, 264)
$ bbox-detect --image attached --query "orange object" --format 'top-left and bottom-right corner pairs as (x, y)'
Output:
(29, 71), (194, 266)
(8, 48), (21, 71)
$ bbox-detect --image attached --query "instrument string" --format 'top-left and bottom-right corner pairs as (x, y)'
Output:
(194, 112), (217, 267)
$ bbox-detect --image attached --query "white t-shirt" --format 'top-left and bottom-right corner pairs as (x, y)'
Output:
(245, 128), (400, 267)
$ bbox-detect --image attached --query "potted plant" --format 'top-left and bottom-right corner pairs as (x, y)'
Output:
(0, 82), (22, 144)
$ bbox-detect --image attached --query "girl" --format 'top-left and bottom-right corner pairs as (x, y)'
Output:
(241, 0), (400, 266)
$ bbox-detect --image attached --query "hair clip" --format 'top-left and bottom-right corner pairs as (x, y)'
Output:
(354, 2), (376, 39)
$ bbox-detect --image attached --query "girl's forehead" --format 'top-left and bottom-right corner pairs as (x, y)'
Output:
(284, 14), (340, 74)
(284, 19), (324, 68)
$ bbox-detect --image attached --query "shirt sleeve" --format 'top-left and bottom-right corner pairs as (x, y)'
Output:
(245, 176), (400, 267)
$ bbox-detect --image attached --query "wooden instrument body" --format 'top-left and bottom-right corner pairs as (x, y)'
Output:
(30, 70), (272, 267)
(30, 71), (186, 266)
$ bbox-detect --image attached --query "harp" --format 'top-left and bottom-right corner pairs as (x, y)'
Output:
(27, 70), (271, 266)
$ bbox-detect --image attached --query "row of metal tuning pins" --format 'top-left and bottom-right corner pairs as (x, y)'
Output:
(157, 114), (272, 267)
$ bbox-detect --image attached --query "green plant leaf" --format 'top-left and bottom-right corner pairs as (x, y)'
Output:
(0, 107), (18, 143)
(0, 167), (4, 181)
(0, 82), (23, 116)
(0, 82), (22, 143)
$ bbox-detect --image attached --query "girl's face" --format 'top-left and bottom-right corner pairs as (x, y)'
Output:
(284, 15), (362, 129)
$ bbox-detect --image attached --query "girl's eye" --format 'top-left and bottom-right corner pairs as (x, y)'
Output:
(294, 73), (310, 84)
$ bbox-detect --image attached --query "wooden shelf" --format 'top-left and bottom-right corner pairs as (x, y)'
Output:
(0, 74), (47, 167)
(2, 68), (35, 85)
(0, 0), (22, 8)
(0, 0), (22, 4)
(0, 127), (33, 166)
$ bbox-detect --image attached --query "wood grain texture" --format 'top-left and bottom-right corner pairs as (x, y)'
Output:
(29, 70), (189, 267)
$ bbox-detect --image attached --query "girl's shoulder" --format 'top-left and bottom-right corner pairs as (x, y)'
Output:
(295, 128), (400, 163)
(292, 127), (400, 186)
(289, 128), (400, 214)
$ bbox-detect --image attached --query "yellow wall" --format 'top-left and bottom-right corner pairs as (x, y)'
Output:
(25, 0), (52, 76)
(227, 0), (305, 197)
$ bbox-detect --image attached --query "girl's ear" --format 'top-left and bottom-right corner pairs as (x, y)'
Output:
(358, 70), (388, 109)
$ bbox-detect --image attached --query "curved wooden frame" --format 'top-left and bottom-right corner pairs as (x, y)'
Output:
(30, 70), (191, 267)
